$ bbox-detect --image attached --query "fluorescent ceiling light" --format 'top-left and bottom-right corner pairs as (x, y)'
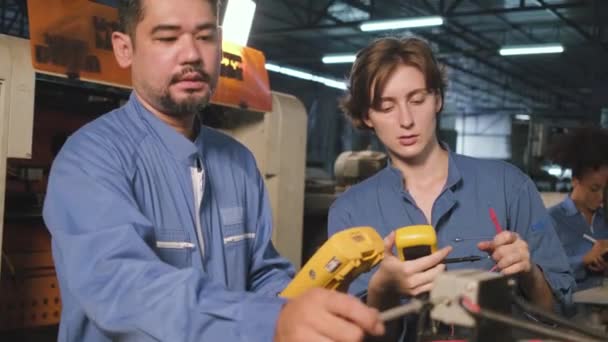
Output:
(499, 44), (564, 56)
(222, 0), (256, 46)
(542, 164), (563, 177)
(322, 54), (357, 64)
(514, 114), (530, 121)
(360, 16), (443, 32)
(266, 63), (346, 90)
(547, 166), (562, 177)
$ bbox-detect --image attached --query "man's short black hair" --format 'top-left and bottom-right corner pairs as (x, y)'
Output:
(117, 0), (143, 38)
(117, 0), (220, 39)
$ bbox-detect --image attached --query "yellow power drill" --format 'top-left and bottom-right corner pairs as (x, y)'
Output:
(280, 226), (384, 298)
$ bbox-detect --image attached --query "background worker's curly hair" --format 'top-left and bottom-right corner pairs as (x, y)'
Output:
(550, 127), (608, 179)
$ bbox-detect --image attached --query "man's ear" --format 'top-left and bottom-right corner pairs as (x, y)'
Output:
(112, 32), (134, 68)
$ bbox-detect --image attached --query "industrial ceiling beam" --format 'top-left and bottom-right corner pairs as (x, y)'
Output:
(399, 13), (579, 110)
(536, 0), (608, 55)
(340, 0), (373, 15)
(311, 0), (339, 26)
(256, 1), (586, 110)
(400, 2), (588, 109)
(255, 0), (590, 110)
(445, 72), (529, 107)
(252, 1), (588, 38)
(447, 2), (585, 102)
(253, 9), (339, 59)
(276, 0), (308, 26)
(279, 0), (343, 25)
(256, 0), (364, 50)
(536, 0), (592, 41)
(253, 7), (369, 78)
(438, 57), (548, 106)
(445, 0), (466, 15)
(257, 2), (535, 110)
(419, 0), (437, 14)
(449, 1), (587, 17)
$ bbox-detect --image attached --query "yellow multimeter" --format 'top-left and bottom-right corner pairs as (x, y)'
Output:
(280, 226), (384, 298)
(395, 225), (437, 261)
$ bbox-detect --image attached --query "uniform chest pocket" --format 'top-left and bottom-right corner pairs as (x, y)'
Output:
(221, 207), (255, 247)
(220, 208), (252, 290)
(154, 229), (193, 268)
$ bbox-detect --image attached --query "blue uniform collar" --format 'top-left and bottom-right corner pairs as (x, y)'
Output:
(128, 92), (199, 163)
(384, 144), (463, 193)
(561, 195), (605, 218)
(560, 196), (579, 216)
(444, 150), (463, 191)
(382, 144), (462, 227)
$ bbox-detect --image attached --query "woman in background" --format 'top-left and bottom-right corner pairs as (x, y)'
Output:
(549, 127), (608, 291)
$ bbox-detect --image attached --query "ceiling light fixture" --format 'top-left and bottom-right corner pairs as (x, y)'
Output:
(360, 16), (444, 32)
(322, 54), (357, 64)
(499, 44), (564, 56)
(222, 0), (256, 46)
(266, 63), (347, 90)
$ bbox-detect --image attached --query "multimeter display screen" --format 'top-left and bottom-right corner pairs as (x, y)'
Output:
(402, 245), (432, 260)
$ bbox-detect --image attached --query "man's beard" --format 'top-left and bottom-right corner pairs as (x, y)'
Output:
(158, 65), (214, 118)
(159, 90), (210, 118)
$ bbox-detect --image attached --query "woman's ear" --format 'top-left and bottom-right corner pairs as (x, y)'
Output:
(434, 92), (443, 114)
(112, 32), (134, 68)
(363, 114), (374, 129)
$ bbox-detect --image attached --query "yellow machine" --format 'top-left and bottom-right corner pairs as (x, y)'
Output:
(395, 225), (437, 261)
(280, 227), (384, 298)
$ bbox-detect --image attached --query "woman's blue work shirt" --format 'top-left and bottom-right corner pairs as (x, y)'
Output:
(549, 196), (608, 291)
(43, 93), (294, 342)
(328, 151), (575, 307)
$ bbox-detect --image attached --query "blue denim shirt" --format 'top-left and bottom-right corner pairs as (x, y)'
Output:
(43, 93), (294, 342)
(549, 196), (608, 291)
(329, 151), (574, 306)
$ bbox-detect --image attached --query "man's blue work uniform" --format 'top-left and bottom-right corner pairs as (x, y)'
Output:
(549, 196), (608, 291)
(44, 93), (294, 342)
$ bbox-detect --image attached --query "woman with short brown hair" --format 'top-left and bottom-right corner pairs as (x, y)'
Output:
(328, 37), (574, 341)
